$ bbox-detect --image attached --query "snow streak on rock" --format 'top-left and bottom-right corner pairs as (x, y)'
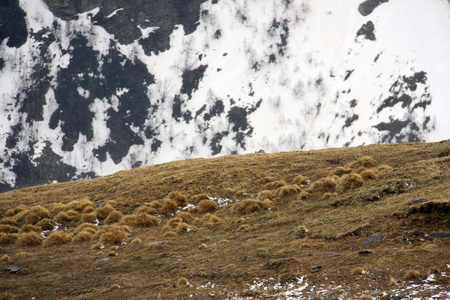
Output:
(0, 0), (449, 190)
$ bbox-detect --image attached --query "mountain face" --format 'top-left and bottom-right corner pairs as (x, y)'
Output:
(1, 0), (449, 191)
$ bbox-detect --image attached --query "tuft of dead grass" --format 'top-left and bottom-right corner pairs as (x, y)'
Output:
(404, 270), (421, 280)
(101, 225), (131, 244)
(233, 199), (263, 214)
(16, 232), (43, 247)
(81, 212), (98, 224)
(197, 199), (217, 213)
(190, 193), (210, 204)
(161, 199), (178, 214)
(1, 254), (10, 261)
(0, 224), (19, 234)
(19, 224), (41, 234)
(352, 267), (364, 275)
(96, 204), (115, 220)
(134, 213), (159, 227)
(291, 175), (309, 185)
(337, 173), (364, 192)
(168, 191), (188, 207)
(275, 184), (301, 197)
(44, 231), (73, 246)
(73, 230), (94, 243)
(36, 218), (56, 231)
(257, 190), (274, 200)
(105, 211), (123, 224)
(0, 232), (19, 245)
(263, 180), (287, 190)
(312, 177), (337, 193)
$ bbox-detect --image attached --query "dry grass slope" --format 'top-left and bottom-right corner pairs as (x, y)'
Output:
(0, 141), (449, 299)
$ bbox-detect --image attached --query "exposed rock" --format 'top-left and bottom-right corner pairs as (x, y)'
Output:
(0, 0), (28, 48)
(4, 266), (21, 273)
(394, 235), (407, 242)
(358, 250), (373, 255)
(356, 21), (376, 41)
(362, 233), (384, 245)
(358, 0), (389, 16)
(101, 258), (110, 263)
(428, 231), (450, 240)
(408, 198), (429, 205)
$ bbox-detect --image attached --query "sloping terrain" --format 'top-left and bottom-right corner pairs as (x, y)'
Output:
(0, 141), (449, 299)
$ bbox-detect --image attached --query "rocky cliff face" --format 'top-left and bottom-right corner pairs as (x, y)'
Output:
(0, 0), (449, 191)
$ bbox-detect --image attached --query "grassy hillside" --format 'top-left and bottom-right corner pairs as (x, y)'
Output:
(1, 141), (449, 299)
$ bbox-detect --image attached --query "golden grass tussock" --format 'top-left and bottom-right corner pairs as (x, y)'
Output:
(291, 175), (309, 185)
(50, 202), (65, 214)
(148, 200), (162, 209)
(73, 230), (94, 243)
(161, 198), (178, 214)
(312, 177), (337, 193)
(101, 225), (130, 244)
(66, 199), (91, 212)
(6, 205), (28, 217)
(263, 180), (287, 190)
(74, 223), (98, 234)
(1, 254), (10, 261)
(134, 213), (159, 227)
(322, 192), (337, 200)
(163, 230), (176, 237)
(134, 204), (157, 215)
(53, 210), (79, 226)
(347, 156), (377, 169)
(96, 204), (115, 220)
(16, 232), (43, 247)
(81, 212), (98, 224)
(0, 224), (19, 234)
(237, 224), (251, 231)
(378, 164), (394, 172)
(352, 267), (364, 275)
(197, 199), (218, 213)
(120, 215), (137, 226)
(25, 205), (51, 224)
(257, 190), (274, 200)
(333, 167), (353, 176)
(360, 296), (374, 300)
(0, 232), (19, 245)
(168, 191), (188, 207)
(428, 266), (440, 275)
(233, 199), (262, 214)
(19, 224), (41, 234)
(203, 213), (221, 223)
(255, 176), (277, 185)
(404, 270), (421, 280)
(105, 211), (123, 224)
(44, 231), (73, 246)
(176, 211), (194, 223)
(36, 218), (56, 231)
(0, 217), (18, 226)
(261, 199), (274, 209)
(190, 193), (210, 204)
(360, 169), (376, 179)
(275, 184), (301, 197)
(337, 173), (364, 192)
(83, 205), (95, 213)
(298, 191), (310, 200)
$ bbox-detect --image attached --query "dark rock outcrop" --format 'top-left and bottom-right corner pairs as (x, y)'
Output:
(358, 0), (389, 16)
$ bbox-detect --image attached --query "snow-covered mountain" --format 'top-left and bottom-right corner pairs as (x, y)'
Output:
(1, 0), (449, 191)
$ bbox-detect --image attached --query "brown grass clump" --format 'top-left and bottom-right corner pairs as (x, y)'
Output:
(44, 231), (73, 246)
(360, 169), (376, 179)
(0, 233), (19, 245)
(378, 164), (394, 172)
(134, 213), (159, 227)
(263, 180), (287, 190)
(404, 270), (421, 280)
(190, 193), (210, 204)
(312, 177), (337, 193)
(36, 218), (56, 231)
(261, 199), (274, 210)
(360, 296), (374, 300)
(6, 205), (28, 217)
(73, 230), (94, 243)
(428, 266), (440, 275)
(234, 199), (262, 214)
(291, 175), (309, 185)
(101, 225), (130, 244)
(348, 156), (377, 169)
(337, 173), (364, 191)
(197, 199), (218, 213)
(275, 184), (301, 197)
(96, 204), (115, 220)
(105, 211), (123, 224)
(169, 191), (188, 207)
(1, 254), (10, 261)
(83, 205), (95, 213)
(0, 217), (18, 226)
(134, 204), (157, 215)
(333, 167), (353, 176)
(161, 199), (178, 214)
(53, 210), (80, 226)
(203, 213), (221, 223)
(24, 206), (50, 225)
(163, 230), (176, 237)
(0, 224), (19, 234)
(298, 192), (310, 200)
(130, 238), (142, 244)
(257, 190), (274, 200)
(19, 224), (41, 234)
(352, 267), (364, 275)
(255, 176), (277, 184)
(81, 212), (98, 224)
(238, 224), (251, 231)
(176, 212), (194, 222)
(16, 232), (43, 247)
(120, 215), (137, 226)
